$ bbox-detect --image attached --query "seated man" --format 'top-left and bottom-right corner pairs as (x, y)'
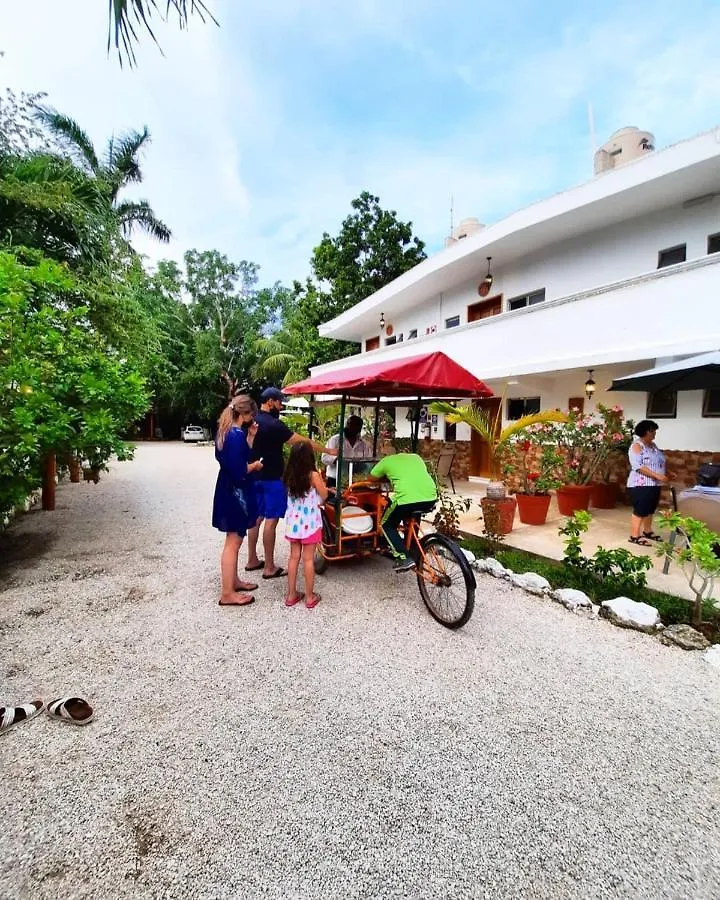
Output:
(368, 452), (437, 572)
(321, 415), (371, 487)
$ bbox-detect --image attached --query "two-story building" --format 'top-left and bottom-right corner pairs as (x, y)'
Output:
(310, 126), (720, 481)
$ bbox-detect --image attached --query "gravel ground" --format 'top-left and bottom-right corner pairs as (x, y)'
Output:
(1, 442), (720, 900)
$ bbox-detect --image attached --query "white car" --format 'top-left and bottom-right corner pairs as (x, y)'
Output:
(182, 425), (206, 443)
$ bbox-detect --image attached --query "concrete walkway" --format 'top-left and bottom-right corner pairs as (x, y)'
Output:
(450, 480), (704, 603)
(2, 444), (720, 899)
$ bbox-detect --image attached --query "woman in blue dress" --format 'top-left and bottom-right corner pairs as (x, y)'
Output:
(213, 395), (264, 606)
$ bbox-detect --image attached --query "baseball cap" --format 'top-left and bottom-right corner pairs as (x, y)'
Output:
(260, 386), (285, 402)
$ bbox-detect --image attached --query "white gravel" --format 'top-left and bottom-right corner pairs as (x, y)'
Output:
(1, 442), (720, 900)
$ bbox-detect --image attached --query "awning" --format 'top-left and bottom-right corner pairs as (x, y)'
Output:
(609, 351), (720, 392)
(284, 351), (493, 399)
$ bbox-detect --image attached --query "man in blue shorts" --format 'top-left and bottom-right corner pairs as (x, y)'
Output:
(245, 387), (335, 580)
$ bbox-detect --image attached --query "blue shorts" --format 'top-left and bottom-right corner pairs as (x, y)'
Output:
(254, 479), (288, 520)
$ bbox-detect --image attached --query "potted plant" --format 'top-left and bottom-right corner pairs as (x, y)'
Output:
(502, 438), (564, 525)
(544, 410), (606, 515)
(589, 404), (634, 509)
(429, 401), (567, 534)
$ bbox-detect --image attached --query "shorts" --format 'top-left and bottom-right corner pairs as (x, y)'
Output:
(286, 527), (322, 546)
(254, 479), (288, 520)
(629, 485), (661, 518)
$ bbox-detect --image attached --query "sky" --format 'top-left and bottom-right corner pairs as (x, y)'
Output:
(2, 0), (720, 287)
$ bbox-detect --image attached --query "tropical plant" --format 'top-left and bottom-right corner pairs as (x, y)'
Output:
(34, 108), (171, 242)
(108, 0), (218, 66)
(429, 401), (568, 480)
(501, 438), (564, 495)
(594, 403), (634, 482)
(544, 410), (609, 485)
(253, 331), (307, 387)
(659, 512), (720, 626)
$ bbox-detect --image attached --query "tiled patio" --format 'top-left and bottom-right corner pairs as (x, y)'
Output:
(449, 480), (706, 603)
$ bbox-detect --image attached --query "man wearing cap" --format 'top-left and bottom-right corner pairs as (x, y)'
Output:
(245, 387), (335, 580)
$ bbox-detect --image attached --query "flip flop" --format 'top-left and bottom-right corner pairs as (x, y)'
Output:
(262, 568), (286, 580)
(46, 697), (94, 726)
(1, 700), (44, 735)
(643, 531), (663, 542)
(234, 581), (259, 592)
(219, 595), (256, 607)
(244, 561), (264, 572)
(305, 593), (322, 609)
(285, 593), (304, 608)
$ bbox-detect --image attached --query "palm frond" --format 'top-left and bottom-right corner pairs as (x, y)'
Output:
(108, 1), (219, 67)
(116, 199), (171, 242)
(498, 410), (568, 444)
(429, 401), (496, 443)
(106, 127), (151, 194)
(34, 107), (100, 172)
(254, 353), (296, 382)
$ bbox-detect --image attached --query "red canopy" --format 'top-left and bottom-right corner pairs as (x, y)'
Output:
(284, 351), (492, 399)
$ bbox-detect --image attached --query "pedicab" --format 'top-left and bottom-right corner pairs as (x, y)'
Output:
(284, 351), (493, 630)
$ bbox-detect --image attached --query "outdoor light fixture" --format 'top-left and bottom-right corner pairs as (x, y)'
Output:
(584, 369), (596, 400)
(379, 312), (386, 330)
(478, 257), (494, 296)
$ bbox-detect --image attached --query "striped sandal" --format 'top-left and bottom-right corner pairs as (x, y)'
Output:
(46, 697), (94, 726)
(1, 700), (44, 735)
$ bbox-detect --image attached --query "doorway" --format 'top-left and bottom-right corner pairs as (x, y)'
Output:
(470, 397), (502, 478)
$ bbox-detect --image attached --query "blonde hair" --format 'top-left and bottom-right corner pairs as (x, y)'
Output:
(216, 394), (256, 450)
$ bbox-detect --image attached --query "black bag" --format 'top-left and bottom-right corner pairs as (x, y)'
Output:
(697, 463), (720, 487)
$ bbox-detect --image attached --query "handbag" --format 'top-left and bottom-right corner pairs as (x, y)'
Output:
(697, 463), (720, 487)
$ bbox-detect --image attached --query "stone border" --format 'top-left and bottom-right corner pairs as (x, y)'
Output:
(461, 548), (719, 665)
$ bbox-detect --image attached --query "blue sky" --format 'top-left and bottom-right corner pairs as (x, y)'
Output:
(3, 0), (720, 286)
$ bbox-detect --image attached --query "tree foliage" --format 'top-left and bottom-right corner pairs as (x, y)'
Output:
(108, 0), (218, 66)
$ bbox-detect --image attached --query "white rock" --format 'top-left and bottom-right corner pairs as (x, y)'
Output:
(600, 597), (662, 633)
(461, 548), (476, 564)
(553, 588), (593, 611)
(474, 557), (509, 579)
(703, 645), (720, 668)
(509, 572), (551, 595)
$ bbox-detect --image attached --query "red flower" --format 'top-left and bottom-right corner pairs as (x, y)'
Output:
(528, 472), (540, 480)
(520, 440), (531, 452)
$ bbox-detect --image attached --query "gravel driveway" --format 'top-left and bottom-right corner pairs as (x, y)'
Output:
(1, 443), (719, 900)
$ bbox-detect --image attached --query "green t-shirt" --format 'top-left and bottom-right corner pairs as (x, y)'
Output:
(370, 453), (437, 506)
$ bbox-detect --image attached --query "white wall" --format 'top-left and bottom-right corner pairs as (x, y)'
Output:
(364, 200), (720, 349)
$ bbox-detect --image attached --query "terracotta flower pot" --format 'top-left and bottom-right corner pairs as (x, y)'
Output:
(480, 496), (516, 535)
(69, 457), (81, 484)
(590, 481), (619, 510)
(556, 484), (593, 516)
(516, 492), (552, 525)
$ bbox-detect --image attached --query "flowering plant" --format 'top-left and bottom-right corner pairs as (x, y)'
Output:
(502, 434), (564, 495)
(594, 403), (634, 482)
(543, 405), (634, 485)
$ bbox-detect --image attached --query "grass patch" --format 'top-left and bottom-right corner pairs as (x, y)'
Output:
(463, 536), (719, 637)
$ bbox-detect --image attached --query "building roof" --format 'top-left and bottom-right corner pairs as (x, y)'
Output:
(320, 127), (720, 342)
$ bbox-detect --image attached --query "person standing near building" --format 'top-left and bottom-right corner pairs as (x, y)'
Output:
(627, 419), (669, 546)
(321, 415), (371, 487)
(245, 387), (336, 580)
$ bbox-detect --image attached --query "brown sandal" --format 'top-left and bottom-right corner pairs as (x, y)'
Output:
(629, 536), (651, 546)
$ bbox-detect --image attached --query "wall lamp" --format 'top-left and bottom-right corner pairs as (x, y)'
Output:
(584, 369), (596, 400)
(379, 312), (386, 330)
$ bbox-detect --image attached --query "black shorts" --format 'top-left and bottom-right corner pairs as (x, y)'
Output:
(629, 486), (661, 518)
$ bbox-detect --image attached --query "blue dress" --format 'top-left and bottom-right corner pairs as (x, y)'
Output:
(212, 427), (258, 535)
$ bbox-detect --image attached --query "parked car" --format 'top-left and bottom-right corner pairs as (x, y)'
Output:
(182, 425), (207, 443)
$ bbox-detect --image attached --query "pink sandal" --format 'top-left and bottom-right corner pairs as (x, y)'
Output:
(305, 593), (322, 609)
(285, 593), (304, 608)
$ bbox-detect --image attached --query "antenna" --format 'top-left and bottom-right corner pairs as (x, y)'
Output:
(588, 101), (597, 162)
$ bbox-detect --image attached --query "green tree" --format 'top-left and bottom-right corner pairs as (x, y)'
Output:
(35, 108), (171, 242)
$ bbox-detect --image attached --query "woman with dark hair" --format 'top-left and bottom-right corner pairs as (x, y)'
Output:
(627, 419), (669, 546)
(213, 395), (264, 606)
(283, 441), (328, 609)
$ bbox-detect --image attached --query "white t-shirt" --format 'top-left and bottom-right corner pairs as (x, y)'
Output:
(321, 433), (371, 480)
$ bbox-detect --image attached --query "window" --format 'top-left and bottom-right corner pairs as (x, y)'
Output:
(708, 233), (720, 255)
(468, 295), (502, 322)
(657, 244), (686, 268)
(445, 421), (457, 442)
(445, 315), (460, 329)
(385, 335), (396, 346)
(567, 397), (585, 414)
(508, 289), (546, 311)
(365, 336), (380, 352)
(647, 389), (677, 419)
(703, 388), (720, 417)
(408, 328), (418, 340)
(397, 332), (404, 342)
(507, 397), (540, 420)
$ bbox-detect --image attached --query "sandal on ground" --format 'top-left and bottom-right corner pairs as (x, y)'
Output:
(629, 536), (651, 546)
(1, 700), (44, 735)
(305, 593), (322, 609)
(643, 531), (663, 542)
(285, 593), (304, 608)
(219, 593), (255, 607)
(46, 697), (94, 726)
(244, 560), (264, 572)
(234, 581), (259, 592)
(262, 568), (286, 580)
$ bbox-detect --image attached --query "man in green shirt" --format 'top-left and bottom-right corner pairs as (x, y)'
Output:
(368, 453), (438, 572)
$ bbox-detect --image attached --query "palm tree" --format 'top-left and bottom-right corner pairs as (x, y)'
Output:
(429, 401), (568, 480)
(108, 1), (217, 67)
(253, 333), (307, 387)
(35, 108), (171, 243)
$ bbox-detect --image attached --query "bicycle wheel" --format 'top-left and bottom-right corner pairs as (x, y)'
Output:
(314, 510), (334, 575)
(416, 533), (476, 629)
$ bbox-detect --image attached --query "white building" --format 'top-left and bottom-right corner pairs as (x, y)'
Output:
(312, 126), (720, 478)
